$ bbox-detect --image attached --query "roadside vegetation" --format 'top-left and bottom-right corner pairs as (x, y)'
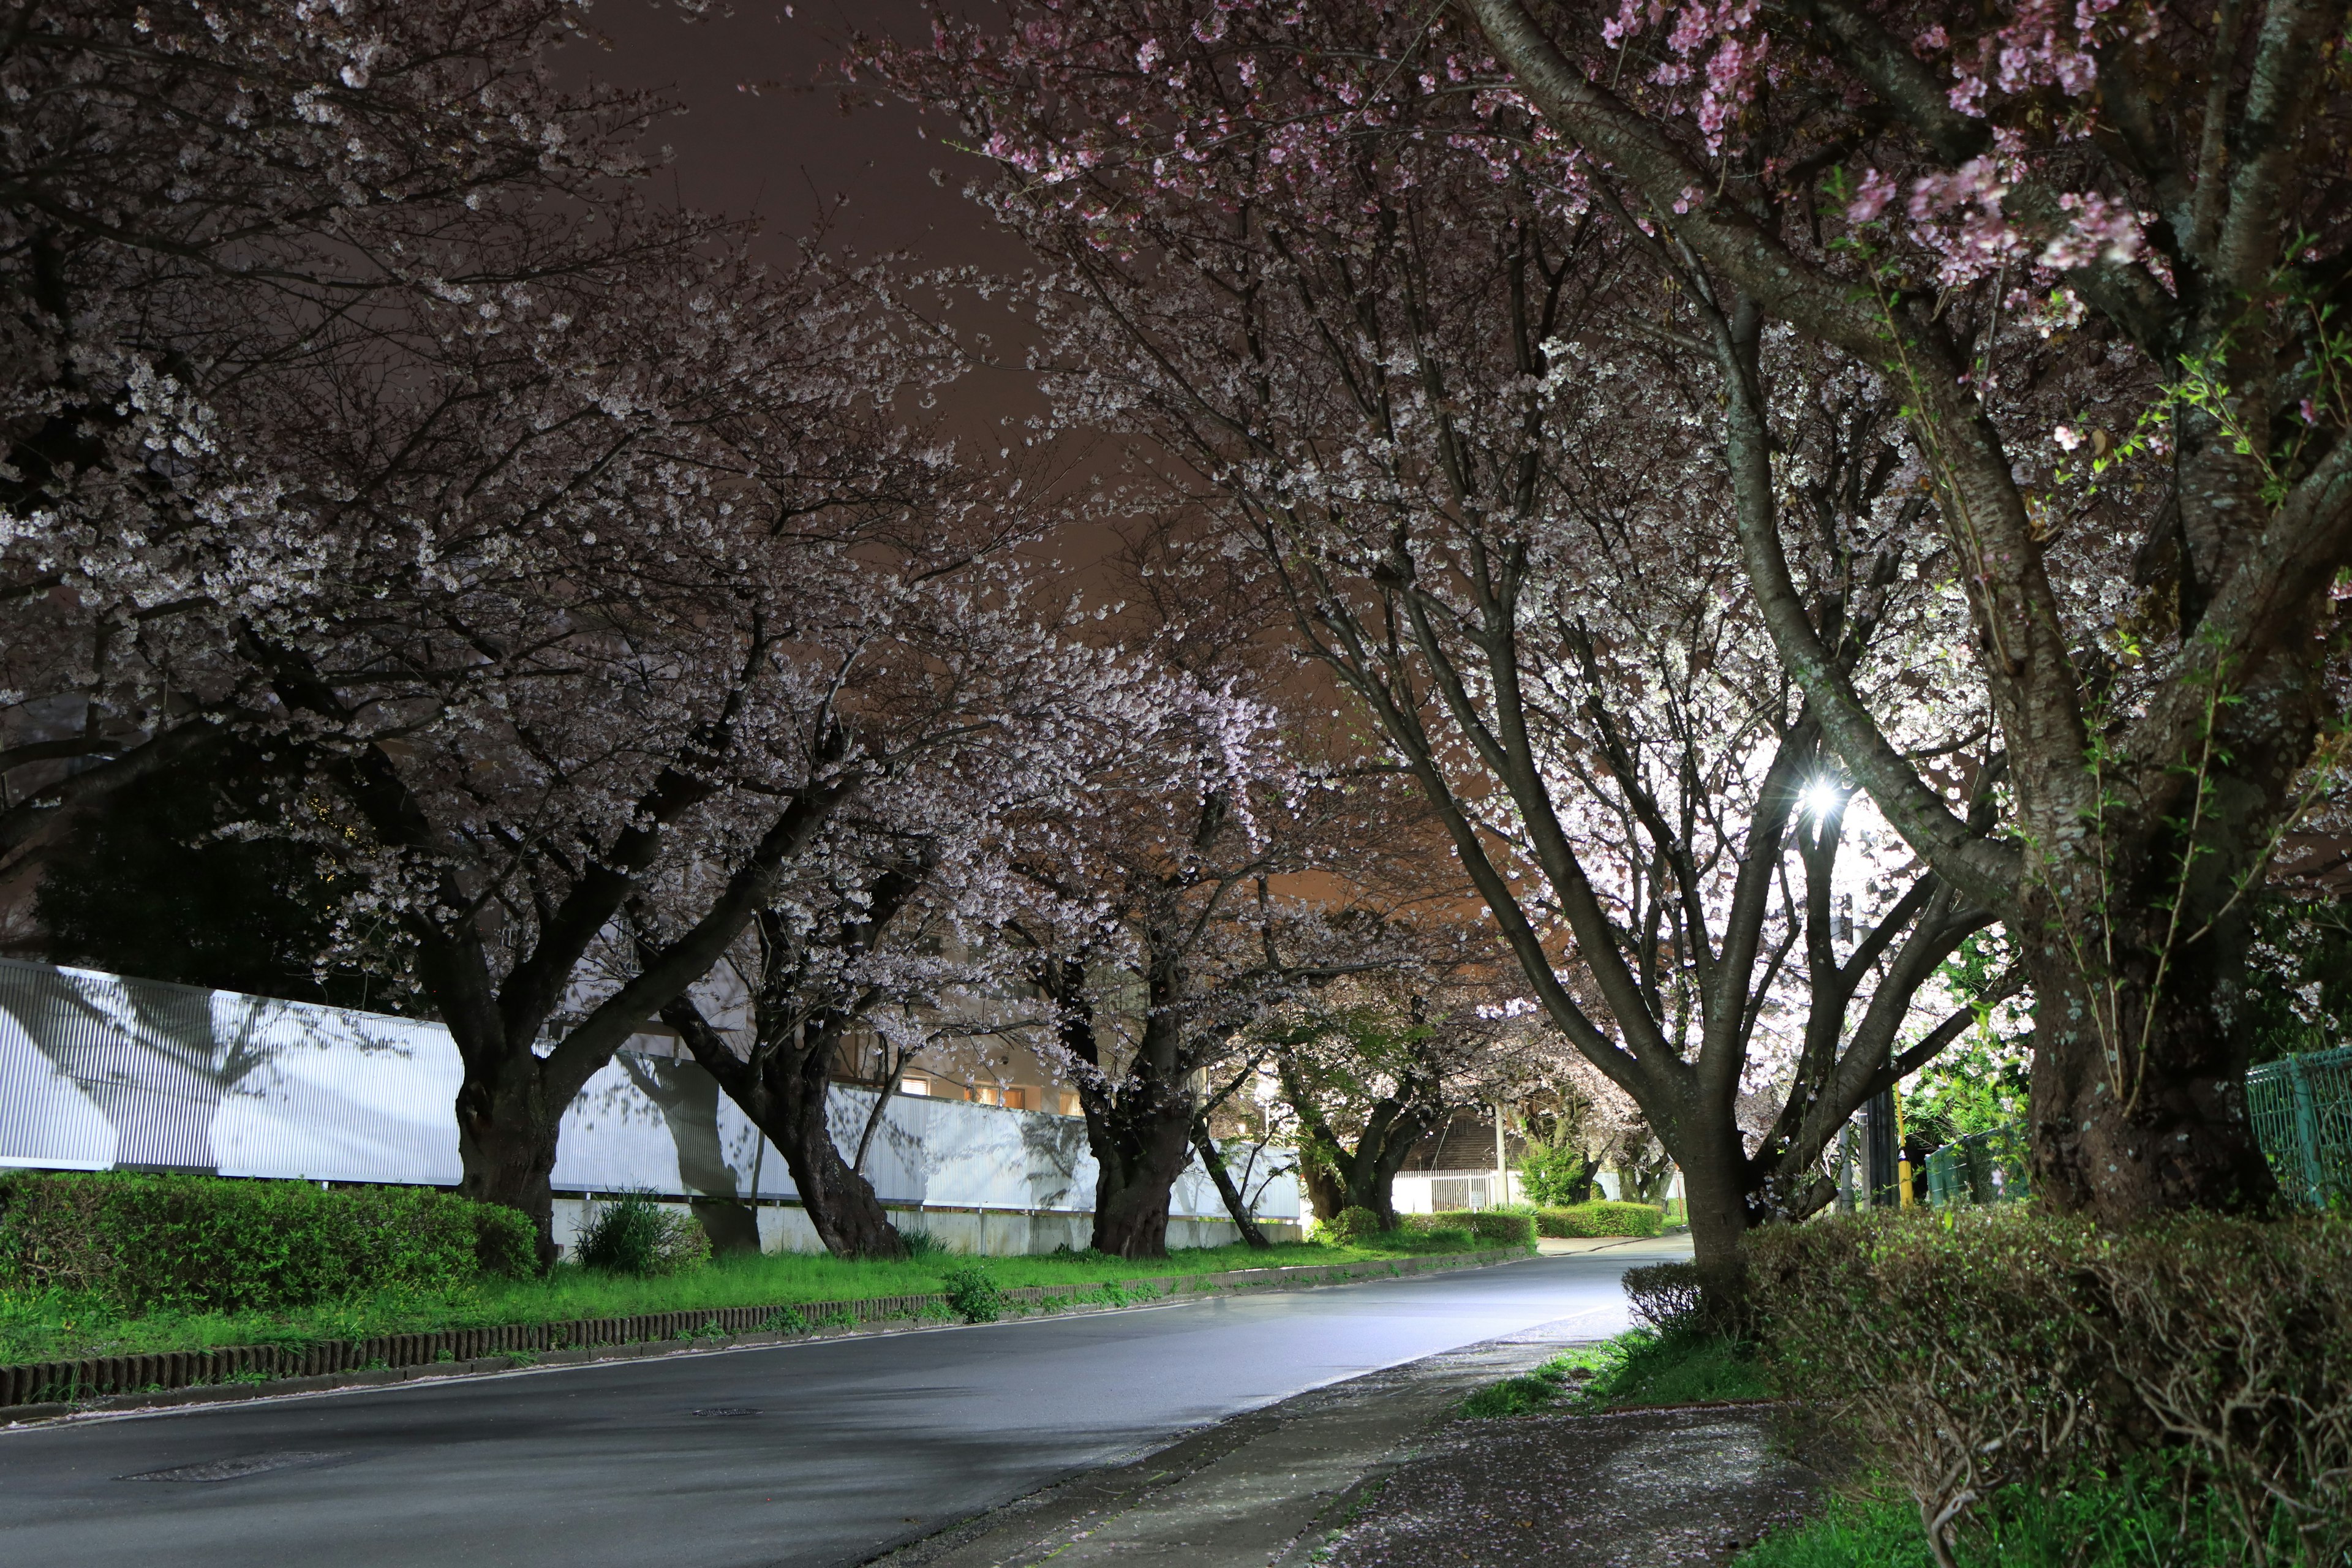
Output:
(0, 1171), (1513, 1365)
(1458, 1328), (1770, 1419)
(1734, 1209), (2350, 1568)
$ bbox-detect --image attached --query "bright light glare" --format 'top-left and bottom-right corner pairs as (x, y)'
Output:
(1800, 778), (1846, 820)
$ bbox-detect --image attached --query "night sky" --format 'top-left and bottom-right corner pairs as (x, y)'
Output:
(575, 4), (1022, 272)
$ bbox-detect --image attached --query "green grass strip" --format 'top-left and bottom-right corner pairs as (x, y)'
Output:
(1, 1232), (1508, 1365)
(1457, 1328), (1773, 1419)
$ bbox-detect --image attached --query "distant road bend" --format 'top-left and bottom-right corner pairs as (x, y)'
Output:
(0, 1244), (1684, 1568)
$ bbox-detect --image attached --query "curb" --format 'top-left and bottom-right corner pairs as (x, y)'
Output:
(0, 1246), (1532, 1427)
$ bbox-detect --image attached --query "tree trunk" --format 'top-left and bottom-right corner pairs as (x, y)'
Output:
(1676, 1130), (1752, 1323)
(1190, 1118), (1273, 1249)
(1085, 1088), (1196, 1258)
(666, 1003), (907, 1260)
(2022, 909), (2277, 1221)
(454, 1064), (565, 1267)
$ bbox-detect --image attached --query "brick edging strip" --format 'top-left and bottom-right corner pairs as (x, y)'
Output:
(0, 1247), (1531, 1423)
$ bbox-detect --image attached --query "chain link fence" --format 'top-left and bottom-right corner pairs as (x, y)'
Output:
(1913, 1044), (2352, 1211)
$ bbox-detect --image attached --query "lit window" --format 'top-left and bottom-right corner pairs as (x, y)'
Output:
(900, 1075), (932, 1096)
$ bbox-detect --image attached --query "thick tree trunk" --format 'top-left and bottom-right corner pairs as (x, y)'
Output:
(1085, 1089), (1195, 1258)
(454, 1064), (565, 1267)
(666, 1003), (907, 1261)
(2022, 910), (2277, 1219)
(1675, 1124), (1754, 1322)
(1190, 1119), (1273, 1249)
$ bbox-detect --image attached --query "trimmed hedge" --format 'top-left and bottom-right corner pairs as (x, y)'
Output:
(1322, 1206), (1387, 1245)
(1751, 1208), (2352, 1567)
(1536, 1200), (1665, 1238)
(0, 1170), (536, 1313)
(1402, 1210), (1538, 1246)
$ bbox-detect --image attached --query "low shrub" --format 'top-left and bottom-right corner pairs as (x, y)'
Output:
(896, 1228), (949, 1259)
(574, 1191), (708, 1277)
(1463, 1209), (1537, 1246)
(0, 1169), (533, 1313)
(1400, 1210), (1537, 1246)
(1621, 1260), (1703, 1333)
(1322, 1206), (1387, 1245)
(1536, 1200), (1665, 1238)
(938, 1263), (1003, 1324)
(1750, 1208), (2352, 1567)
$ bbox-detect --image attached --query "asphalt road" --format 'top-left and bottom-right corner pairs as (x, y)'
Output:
(0, 1244), (1684, 1568)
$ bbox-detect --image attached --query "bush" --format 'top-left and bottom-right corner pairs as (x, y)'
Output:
(1322, 1205), (1387, 1245)
(1518, 1143), (1598, 1206)
(1461, 1209), (1537, 1246)
(897, 1227), (948, 1259)
(574, 1191), (708, 1277)
(1396, 1210), (1537, 1246)
(1536, 1200), (1665, 1238)
(1750, 1208), (2352, 1567)
(938, 1263), (1003, 1324)
(1621, 1260), (1703, 1333)
(0, 1170), (533, 1313)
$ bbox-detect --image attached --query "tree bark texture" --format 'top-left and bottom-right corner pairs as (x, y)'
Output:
(1190, 1118), (1274, 1249)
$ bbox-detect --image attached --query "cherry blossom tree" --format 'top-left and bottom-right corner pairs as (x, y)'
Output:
(993, 529), (1430, 1258)
(0, 0), (698, 858)
(1258, 939), (1521, 1230)
(0, 1), (1122, 1264)
(639, 637), (1230, 1261)
(860, 4), (2013, 1297)
(1450, 0), (2352, 1218)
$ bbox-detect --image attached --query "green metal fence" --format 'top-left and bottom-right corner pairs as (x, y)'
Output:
(2245, 1043), (2352, 1209)
(1917, 1125), (2032, 1207)
(1915, 1044), (2352, 1210)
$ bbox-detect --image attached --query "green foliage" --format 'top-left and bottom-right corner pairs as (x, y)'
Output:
(1904, 931), (2033, 1152)
(1575, 1327), (1770, 1408)
(0, 1170), (531, 1314)
(757, 1306), (809, 1336)
(0, 1230), (1495, 1365)
(896, 1227), (948, 1259)
(1397, 1209), (1536, 1246)
(1749, 1208), (2352, 1566)
(1322, 1205), (1387, 1245)
(1460, 1328), (1768, 1419)
(1738, 1463), (2285, 1568)
(2241, 894), (2352, 1064)
(573, 1191), (709, 1277)
(938, 1263), (1003, 1324)
(1458, 1354), (1580, 1418)
(1518, 1140), (1601, 1206)
(1536, 1200), (1665, 1238)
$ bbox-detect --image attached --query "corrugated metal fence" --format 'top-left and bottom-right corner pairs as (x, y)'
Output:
(0, 958), (1294, 1224)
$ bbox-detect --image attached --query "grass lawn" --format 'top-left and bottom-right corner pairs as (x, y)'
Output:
(1458, 1327), (1772, 1419)
(0, 1230), (1504, 1365)
(1736, 1464), (2271, 1568)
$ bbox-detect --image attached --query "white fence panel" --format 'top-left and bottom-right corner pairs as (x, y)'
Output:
(0, 959), (1298, 1224)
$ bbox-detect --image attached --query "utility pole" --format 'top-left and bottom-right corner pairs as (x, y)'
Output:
(1492, 1101), (1509, 1207)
